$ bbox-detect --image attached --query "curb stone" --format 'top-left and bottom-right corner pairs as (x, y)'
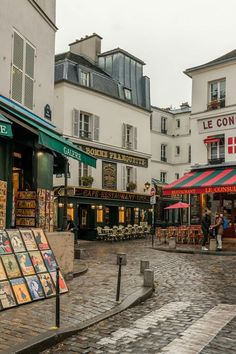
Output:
(153, 246), (236, 256)
(7, 287), (153, 354)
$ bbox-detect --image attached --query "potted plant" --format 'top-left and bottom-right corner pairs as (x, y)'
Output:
(81, 175), (94, 187)
(126, 181), (136, 192)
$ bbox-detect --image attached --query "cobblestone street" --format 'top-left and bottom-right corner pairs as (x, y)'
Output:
(43, 239), (236, 354)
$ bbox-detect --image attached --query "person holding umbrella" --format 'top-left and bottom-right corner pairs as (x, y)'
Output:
(201, 208), (211, 251)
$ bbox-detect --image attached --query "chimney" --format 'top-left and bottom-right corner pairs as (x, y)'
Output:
(69, 33), (102, 63)
(180, 102), (190, 109)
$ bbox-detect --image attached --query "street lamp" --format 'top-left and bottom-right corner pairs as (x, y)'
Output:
(144, 181), (151, 192)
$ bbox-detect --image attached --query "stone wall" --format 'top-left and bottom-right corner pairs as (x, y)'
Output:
(47, 231), (74, 279)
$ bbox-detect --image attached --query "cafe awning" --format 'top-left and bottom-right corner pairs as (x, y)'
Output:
(0, 114), (13, 138)
(163, 167), (236, 196)
(204, 136), (220, 144)
(0, 95), (96, 167)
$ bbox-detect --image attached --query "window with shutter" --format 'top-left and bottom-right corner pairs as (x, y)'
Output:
(72, 109), (79, 137)
(122, 166), (126, 191)
(122, 123), (126, 148)
(93, 115), (100, 141)
(133, 127), (137, 150)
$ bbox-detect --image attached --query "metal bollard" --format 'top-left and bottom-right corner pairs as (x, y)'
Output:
(56, 266), (60, 328)
(116, 256), (122, 302)
(140, 260), (150, 274)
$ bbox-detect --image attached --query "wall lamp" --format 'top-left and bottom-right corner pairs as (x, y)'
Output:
(144, 181), (151, 192)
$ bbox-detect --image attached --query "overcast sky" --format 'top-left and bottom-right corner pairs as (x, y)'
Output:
(56, 0), (236, 109)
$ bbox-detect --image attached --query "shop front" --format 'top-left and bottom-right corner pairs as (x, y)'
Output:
(55, 186), (152, 240)
(163, 166), (236, 237)
(0, 96), (96, 231)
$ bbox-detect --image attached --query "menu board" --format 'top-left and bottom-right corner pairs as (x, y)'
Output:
(15, 191), (36, 227)
(0, 181), (7, 229)
(190, 194), (201, 224)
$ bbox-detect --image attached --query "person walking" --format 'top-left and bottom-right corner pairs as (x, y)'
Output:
(210, 212), (223, 251)
(201, 208), (211, 251)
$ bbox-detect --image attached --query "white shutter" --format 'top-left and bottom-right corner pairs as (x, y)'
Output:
(122, 166), (126, 190)
(122, 123), (126, 148)
(12, 32), (24, 103)
(24, 76), (34, 109)
(72, 109), (79, 136)
(13, 32), (24, 70)
(12, 67), (23, 103)
(133, 127), (137, 150)
(134, 167), (137, 186)
(88, 166), (92, 176)
(93, 115), (100, 141)
(25, 43), (35, 78)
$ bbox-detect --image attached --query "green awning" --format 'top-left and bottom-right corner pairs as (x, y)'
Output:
(39, 130), (96, 167)
(0, 114), (13, 138)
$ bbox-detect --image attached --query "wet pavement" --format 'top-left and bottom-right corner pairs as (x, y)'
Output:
(41, 239), (236, 354)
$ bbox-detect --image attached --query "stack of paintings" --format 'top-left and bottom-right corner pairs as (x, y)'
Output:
(0, 228), (68, 311)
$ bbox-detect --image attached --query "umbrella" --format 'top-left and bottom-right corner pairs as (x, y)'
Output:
(164, 202), (190, 209)
(164, 202), (190, 225)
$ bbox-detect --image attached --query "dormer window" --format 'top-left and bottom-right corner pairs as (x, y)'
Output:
(124, 88), (132, 100)
(80, 71), (90, 87)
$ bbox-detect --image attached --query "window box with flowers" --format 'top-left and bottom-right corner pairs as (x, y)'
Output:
(126, 181), (136, 192)
(81, 175), (94, 187)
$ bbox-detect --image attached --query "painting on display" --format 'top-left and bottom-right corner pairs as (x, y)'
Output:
(41, 250), (57, 272)
(32, 229), (49, 250)
(1, 254), (21, 278)
(16, 252), (35, 276)
(29, 251), (47, 273)
(0, 281), (16, 308)
(7, 230), (25, 253)
(0, 258), (7, 280)
(50, 270), (68, 294)
(25, 275), (45, 300)
(10, 278), (31, 304)
(0, 230), (12, 254)
(20, 229), (38, 251)
(38, 273), (55, 297)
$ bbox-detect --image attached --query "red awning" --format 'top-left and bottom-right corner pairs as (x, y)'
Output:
(163, 167), (236, 196)
(204, 137), (220, 144)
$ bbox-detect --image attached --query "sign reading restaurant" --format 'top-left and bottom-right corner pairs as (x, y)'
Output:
(80, 145), (148, 167)
(198, 114), (236, 134)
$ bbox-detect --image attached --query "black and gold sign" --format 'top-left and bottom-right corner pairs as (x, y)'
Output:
(80, 145), (148, 168)
(102, 162), (117, 190)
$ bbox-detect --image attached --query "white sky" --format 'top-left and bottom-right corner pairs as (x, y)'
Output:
(56, 0), (236, 109)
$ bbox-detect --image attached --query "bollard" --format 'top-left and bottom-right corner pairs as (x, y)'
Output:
(169, 236), (176, 249)
(143, 269), (154, 288)
(140, 260), (150, 274)
(56, 266), (60, 328)
(209, 238), (217, 251)
(116, 256), (122, 302)
(116, 253), (127, 265)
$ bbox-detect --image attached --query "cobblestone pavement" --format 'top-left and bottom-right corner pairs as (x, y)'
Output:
(42, 239), (236, 354)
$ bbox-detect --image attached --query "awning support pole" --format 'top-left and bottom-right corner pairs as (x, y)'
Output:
(62, 158), (68, 231)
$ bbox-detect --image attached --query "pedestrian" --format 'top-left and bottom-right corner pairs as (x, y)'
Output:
(210, 212), (223, 251)
(201, 208), (211, 251)
(66, 214), (75, 232)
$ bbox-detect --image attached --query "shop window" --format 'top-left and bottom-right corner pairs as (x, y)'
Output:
(96, 208), (103, 223)
(161, 117), (167, 134)
(122, 123), (137, 150)
(125, 208), (132, 224)
(11, 31), (35, 110)
(208, 79), (225, 110)
(207, 135), (225, 164)
(161, 144), (167, 162)
(134, 208), (139, 224)
(119, 207), (125, 224)
(72, 109), (100, 141)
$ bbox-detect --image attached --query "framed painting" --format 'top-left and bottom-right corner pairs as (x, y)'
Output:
(16, 252), (35, 276)
(1, 254), (21, 278)
(20, 229), (38, 251)
(29, 251), (47, 273)
(0, 258), (7, 280)
(10, 278), (31, 304)
(0, 230), (12, 254)
(50, 271), (68, 294)
(7, 230), (26, 253)
(32, 229), (49, 250)
(41, 250), (57, 272)
(25, 275), (45, 300)
(0, 280), (16, 309)
(38, 273), (55, 297)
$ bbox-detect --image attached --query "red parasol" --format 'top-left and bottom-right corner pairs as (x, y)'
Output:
(164, 202), (190, 209)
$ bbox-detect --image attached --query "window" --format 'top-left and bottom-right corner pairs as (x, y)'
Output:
(11, 31), (35, 110)
(73, 109), (100, 141)
(122, 124), (137, 150)
(176, 119), (180, 128)
(207, 135), (225, 164)
(124, 88), (132, 100)
(160, 171), (167, 183)
(161, 144), (167, 162)
(208, 79), (225, 109)
(78, 162), (91, 186)
(161, 117), (167, 134)
(188, 145), (191, 163)
(80, 71), (90, 87)
(122, 166), (137, 191)
(176, 146), (180, 155)
(175, 173), (179, 180)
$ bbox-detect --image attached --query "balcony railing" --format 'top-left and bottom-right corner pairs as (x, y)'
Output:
(161, 156), (167, 162)
(79, 130), (92, 140)
(208, 157), (225, 165)
(207, 99), (225, 111)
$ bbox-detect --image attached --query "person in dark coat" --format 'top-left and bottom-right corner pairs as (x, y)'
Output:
(201, 208), (211, 251)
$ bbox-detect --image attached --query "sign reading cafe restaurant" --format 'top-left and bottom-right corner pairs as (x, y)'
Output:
(198, 114), (236, 134)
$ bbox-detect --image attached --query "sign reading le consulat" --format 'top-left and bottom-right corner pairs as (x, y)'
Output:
(198, 114), (236, 134)
(80, 145), (148, 168)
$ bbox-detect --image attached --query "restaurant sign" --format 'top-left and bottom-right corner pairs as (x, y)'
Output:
(164, 185), (236, 196)
(80, 144), (148, 168)
(198, 114), (236, 134)
(74, 187), (150, 203)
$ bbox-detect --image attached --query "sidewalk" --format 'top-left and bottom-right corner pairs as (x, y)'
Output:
(0, 239), (153, 354)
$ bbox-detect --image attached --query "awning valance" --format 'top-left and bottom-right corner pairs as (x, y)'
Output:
(0, 95), (96, 167)
(163, 167), (236, 195)
(0, 114), (13, 138)
(204, 137), (220, 144)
